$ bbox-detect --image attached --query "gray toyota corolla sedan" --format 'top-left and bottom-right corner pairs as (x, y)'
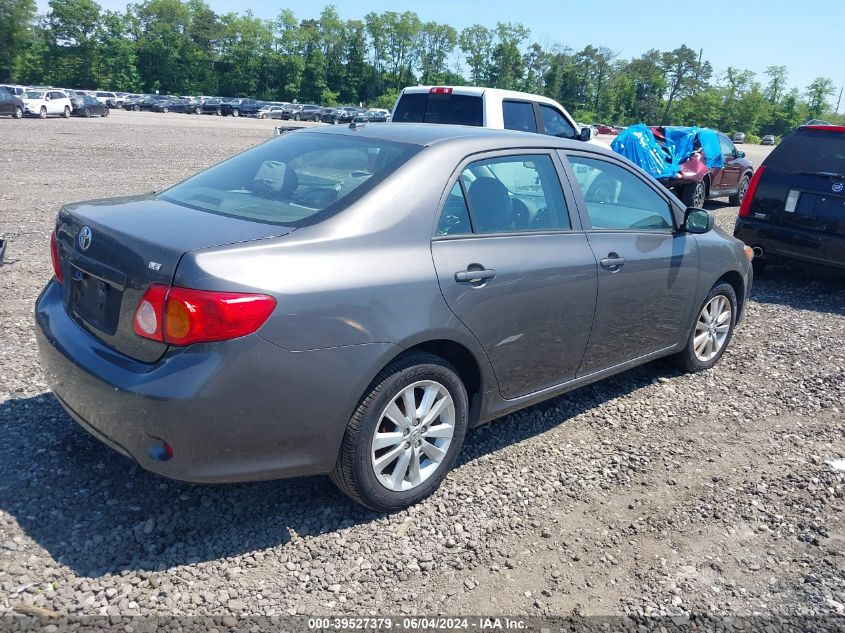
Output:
(36, 123), (753, 511)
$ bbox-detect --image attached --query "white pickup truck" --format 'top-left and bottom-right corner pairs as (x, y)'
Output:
(392, 85), (594, 143)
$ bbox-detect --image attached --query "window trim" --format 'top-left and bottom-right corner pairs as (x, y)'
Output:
(559, 149), (684, 233)
(502, 99), (540, 134)
(537, 103), (577, 139)
(431, 148), (584, 241)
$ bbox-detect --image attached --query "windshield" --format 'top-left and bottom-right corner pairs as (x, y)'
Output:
(24, 91), (44, 99)
(162, 132), (420, 226)
(765, 129), (845, 174)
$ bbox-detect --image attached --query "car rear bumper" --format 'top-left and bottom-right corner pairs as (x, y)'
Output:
(735, 218), (845, 270)
(35, 279), (397, 483)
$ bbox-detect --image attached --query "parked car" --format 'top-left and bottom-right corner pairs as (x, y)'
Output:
(321, 106), (361, 124)
(122, 95), (145, 111)
(152, 98), (192, 113)
(37, 123), (752, 511)
(285, 104), (322, 121)
(761, 135), (776, 146)
(221, 98), (261, 117)
(0, 84), (27, 97)
(734, 124), (845, 273)
(93, 91), (116, 105)
(393, 86), (591, 143)
(256, 104), (275, 119)
(614, 125), (755, 208)
(136, 95), (172, 111)
(597, 124), (619, 135)
(267, 106), (287, 119)
(200, 98), (224, 115)
(22, 89), (72, 118)
(0, 90), (24, 118)
(70, 93), (109, 117)
(733, 132), (746, 144)
(362, 108), (391, 122)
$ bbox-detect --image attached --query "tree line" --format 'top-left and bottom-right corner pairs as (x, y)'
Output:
(1, 0), (842, 136)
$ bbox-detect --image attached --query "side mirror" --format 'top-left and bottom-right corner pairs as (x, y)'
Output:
(735, 150), (746, 158)
(578, 126), (592, 142)
(683, 207), (713, 234)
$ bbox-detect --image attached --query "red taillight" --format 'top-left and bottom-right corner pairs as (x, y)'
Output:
(429, 87), (453, 95)
(133, 284), (276, 346)
(738, 166), (766, 218)
(50, 230), (64, 284)
(803, 125), (845, 133)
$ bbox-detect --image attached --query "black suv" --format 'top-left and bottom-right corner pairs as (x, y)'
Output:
(735, 124), (845, 273)
(220, 98), (261, 117)
(282, 104), (321, 121)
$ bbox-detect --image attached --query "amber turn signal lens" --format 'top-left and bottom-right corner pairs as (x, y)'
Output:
(744, 245), (754, 261)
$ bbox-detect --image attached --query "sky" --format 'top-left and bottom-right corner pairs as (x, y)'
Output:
(36, 0), (845, 107)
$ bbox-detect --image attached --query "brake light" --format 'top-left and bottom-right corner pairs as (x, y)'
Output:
(738, 166), (765, 218)
(803, 125), (845, 133)
(429, 87), (453, 95)
(133, 284), (276, 345)
(50, 230), (64, 284)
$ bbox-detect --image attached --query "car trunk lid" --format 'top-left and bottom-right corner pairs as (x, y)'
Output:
(54, 193), (293, 362)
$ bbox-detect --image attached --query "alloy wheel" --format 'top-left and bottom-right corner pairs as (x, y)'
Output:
(693, 295), (732, 362)
(39, 106), (47, 119)
(14, 106), (22, 119)
(738, 178), (749, 205)
(370, 380), (456, 492)
(694, 181), (706, 207)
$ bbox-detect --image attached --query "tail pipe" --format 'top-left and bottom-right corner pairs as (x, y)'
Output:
(752, 246), (764, 259)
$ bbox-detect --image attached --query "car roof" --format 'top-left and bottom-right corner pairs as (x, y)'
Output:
(400, 85), (564, 108)
(296, 121), (611, 154)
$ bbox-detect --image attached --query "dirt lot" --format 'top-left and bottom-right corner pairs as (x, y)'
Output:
(0, 111), (843, 623)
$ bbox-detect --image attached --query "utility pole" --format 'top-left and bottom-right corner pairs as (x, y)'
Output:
(837, 86), (843, 114)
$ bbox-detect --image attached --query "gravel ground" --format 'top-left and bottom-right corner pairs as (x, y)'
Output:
(0, 112), (843, 624)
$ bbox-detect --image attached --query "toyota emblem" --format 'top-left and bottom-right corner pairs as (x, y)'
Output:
(833, 182), (844, 193)
(78, 226), (92, 251)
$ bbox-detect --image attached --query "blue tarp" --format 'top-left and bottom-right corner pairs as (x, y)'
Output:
(611, 124), (724, 179)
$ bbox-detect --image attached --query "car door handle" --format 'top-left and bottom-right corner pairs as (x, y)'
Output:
(599, 255), (626, 270)
(455, 268), (496, 283)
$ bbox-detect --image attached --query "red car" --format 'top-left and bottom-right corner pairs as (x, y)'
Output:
(651, 127), (754, 207)
(597, 124), (619, 135)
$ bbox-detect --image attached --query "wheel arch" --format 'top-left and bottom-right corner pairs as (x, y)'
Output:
(715, 269), (746, 322)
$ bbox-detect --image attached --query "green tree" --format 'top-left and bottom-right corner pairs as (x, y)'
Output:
(805, 77), (835, 117)
(417, 21), (456, 85)
(764, 65), (787, 104)
(0, 0), (37, 81)
(47, 0), (102, 87)
(488, 22), (529, 90)
(95, 10), (140, 91)
(458, 24), (492, 85)
(660, 45), (711, 124)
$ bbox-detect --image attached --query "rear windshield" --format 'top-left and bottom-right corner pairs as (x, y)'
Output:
(162, 132), (420, 226)
(765, 129), (845, 174)
(393, 92), (483, 126)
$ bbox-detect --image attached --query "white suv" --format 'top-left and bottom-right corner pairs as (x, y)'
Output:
(22, 89), (73, 118)
(392, 86), (594, 143)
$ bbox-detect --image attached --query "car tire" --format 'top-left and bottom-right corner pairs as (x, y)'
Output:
(39, 106), (47, 119)
(14, 106), (22, 119)
(331, 352), (469, 512)
(133, 104), (140, 111)
(102, 107), (109, 118)
(83, 107), (91, 118)
(195, 106), (202, 115)
(682, 180), (707, 208)
(62, 106), (70, 118)
(162, 107), (169, 114)
(313, 114), (320, 122)
(232, 109), (240, 117)
(674, 282), (738, 373)
(260, 113), (267, 119)
(215, 108), (221, 116)
(729, 175), (751, 206)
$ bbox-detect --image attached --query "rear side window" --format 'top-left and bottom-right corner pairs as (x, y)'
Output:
(765, 129), (845, 174)
(393, 92), (483, 126)
(566, 155), (674, 231)
(440, 154), (570, 234)
(163, 133), (420, 226)
(503, 100), (537, 133)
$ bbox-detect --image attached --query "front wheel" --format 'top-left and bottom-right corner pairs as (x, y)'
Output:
(294, 113), (300, 121)
(133, 104), (140, 111)
(62, 106), (70, 118)
(674, 282), (737, 373)
(232, 109), (239, 117)
(14, 106), (22, 119)
(39, 106), (47, 119)
(682, 180), (707, 208)
(729, 175), (750, 206)
(195, 106), (202, 115)
(83, 107), (91, 118)
(102, 107), (109, 118)
(331, 352), (469, 512)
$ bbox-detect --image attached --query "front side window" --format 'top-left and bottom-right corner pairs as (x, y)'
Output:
(565, 155), (674, 231)
(718, 134), (735, 156)
(538, 104), (576, 139)
(440, 154), (570, 235)
(503, 100), (537, 133)
(163, 133), (420, 226)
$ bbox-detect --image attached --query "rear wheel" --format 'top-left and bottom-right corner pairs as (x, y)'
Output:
(331, 352), (469, 512)
(133, 104), (140, 111)
(294, 113), (300, 121)
(729, 174), (750, 206)
(83, 107), (91, 118)
(232, 108), (240, 117)
(195, 106), (202, 115)
(313, 114), (320, 122)
(674, 282), (737, 372)
(14, 106), (23, 119)
(682, 180), (707, 208)
(162, 107), (169, 114)
(102, 107), (109, 118)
